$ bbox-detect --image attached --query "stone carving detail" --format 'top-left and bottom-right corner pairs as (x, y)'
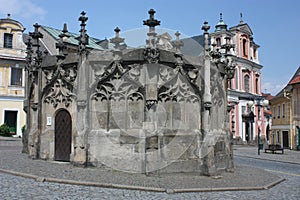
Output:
(93, 61), (127, 82)
(127, 64), (141, 82)
(143, 47), (160, 63)
(158, 76), (199, 103)
(158, 67), (177, 86)
(44, 79), (76, 107)
(92, 61), (144, 130)
(92, 65), (142, 102)
(43, 64), (77, 107)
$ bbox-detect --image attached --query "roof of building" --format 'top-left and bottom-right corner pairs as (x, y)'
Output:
(0, 14), (25, 31)
(262, 93), (274, 101)
(41, 25), (104, 50)
(288, 66), (300, 85)
(271, 66), (300, 101)
(180, 35), (205, 56)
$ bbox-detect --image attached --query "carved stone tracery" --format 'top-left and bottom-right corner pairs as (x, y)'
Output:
(43, 63), (77, 107)
(143, 47), (160, 63)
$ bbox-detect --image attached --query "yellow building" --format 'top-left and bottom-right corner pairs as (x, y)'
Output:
(270, 67), (300, 150)
(0, 14), (26, 137)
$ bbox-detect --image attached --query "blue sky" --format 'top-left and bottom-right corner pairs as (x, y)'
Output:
(0, 0), (299, 95)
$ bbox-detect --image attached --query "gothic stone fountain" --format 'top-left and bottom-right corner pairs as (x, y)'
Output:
(23, 9), (235, 176)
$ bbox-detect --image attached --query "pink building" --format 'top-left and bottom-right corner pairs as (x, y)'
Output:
(210, 14), (268, 144)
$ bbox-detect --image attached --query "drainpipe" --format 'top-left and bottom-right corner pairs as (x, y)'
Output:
(296, 126), (300, 151)
(202, 21), (212, 130)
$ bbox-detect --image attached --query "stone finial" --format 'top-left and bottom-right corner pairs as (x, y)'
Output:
(114, 27), (120, 37)
(78, 11), (88, 26)
(110, 27), (125, 50)
(202, 22), (210, 53)
(29, 23), (43, 40)
(7, 13), (11, 19)
(143, 9), (160, 48)
(172, 31), (184, 54)
(62, 23), (68, 34)
(143, 9), (161, 28)
(56, 23), (70, 57)
(59, 23), (70, 41)
(201, 21), (210, 34)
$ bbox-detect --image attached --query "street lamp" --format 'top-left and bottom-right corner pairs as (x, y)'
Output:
(247, 99), (269, 155)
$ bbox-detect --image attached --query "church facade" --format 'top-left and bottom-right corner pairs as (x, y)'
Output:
(210, 14), (268, 144)
(23, 10), (235, 175)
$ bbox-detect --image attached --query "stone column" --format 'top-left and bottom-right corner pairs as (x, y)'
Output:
(74, 11), (89, 166)
(201, 22), (216, 176)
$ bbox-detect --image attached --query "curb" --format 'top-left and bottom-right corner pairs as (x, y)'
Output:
(235, 154), (300, 166)
(0, 167), (286, 194)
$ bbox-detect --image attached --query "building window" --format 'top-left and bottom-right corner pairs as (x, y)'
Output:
(4, 33), (13, 48)
(235, 69), (239, 90)
(242, 38), (247, 57)
(242, 106), (246, 114)
(282, 103), (285, 118)
(277, 105), (281, 118)
(10, 68), (22, 86)
(253, 48), (257, 59)
(247, 104), (251, 113)
(228, 79), (232, 89)
(255, 78), (259, 94)
(244, 75), (250, 92)
(273, 107), (276, 119)
(216, 38), (221, 47)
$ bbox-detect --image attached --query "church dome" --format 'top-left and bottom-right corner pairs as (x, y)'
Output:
(215, 13), (227, 32)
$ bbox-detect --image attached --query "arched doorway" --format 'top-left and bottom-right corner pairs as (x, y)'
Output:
(55, 109), (72, 161)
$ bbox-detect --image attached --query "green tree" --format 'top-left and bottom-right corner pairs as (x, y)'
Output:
(0, 124), (11, 137)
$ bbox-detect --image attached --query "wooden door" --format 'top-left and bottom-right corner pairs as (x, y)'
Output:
(55, 109), (72, 161)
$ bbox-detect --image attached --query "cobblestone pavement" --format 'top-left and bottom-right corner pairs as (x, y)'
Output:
(0, 137), (300, 199)
(1, 170), (299, 200)
(233, 144), (300, 165)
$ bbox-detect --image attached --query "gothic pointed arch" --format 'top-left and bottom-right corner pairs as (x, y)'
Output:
(42, 61), (78, 108)
(91, 60), (145, 130)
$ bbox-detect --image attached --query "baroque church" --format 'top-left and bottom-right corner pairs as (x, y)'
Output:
(22, 9), (266, 175)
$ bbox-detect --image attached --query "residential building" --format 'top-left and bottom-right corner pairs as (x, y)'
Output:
(210, 14), (267, 144)
(0, 14), (26, 137)
(270, 67), (300, 150)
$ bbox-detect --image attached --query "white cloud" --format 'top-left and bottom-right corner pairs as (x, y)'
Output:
(0, 0), (45, 19)
(262, 82), (285, 96)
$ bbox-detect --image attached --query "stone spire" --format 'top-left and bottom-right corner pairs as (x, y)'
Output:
(110, 27), (125, 50)
(202, 21), (210, 53)
(143, 9), (160, 48)
(56, 23), (70, 57)
(25, 38), (33, 70)
(29, 23), (43, 66)
(77, 11), (89, 53)
(60, 23), (70, 41)
(172, 31), (184, 54)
